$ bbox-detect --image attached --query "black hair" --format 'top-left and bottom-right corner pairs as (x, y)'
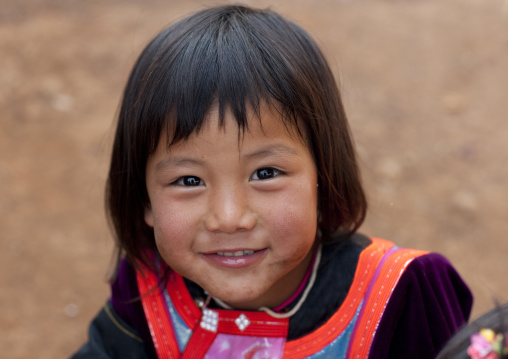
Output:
(106, 4), (367, 270)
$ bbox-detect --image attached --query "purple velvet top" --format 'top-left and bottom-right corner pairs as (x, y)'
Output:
(109, 235), (473, 358)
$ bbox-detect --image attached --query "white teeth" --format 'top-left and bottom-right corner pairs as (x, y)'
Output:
(216, 250), (255, 257)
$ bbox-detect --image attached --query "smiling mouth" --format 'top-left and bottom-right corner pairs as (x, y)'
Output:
(216, 250), (256, 257)
(202, 249), (267, 268)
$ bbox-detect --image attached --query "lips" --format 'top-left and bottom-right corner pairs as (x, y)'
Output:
(201, 248), (267, 269)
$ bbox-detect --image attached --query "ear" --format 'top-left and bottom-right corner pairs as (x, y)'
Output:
(144, 204), (154, 227)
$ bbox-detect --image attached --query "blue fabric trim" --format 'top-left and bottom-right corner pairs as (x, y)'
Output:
(306, 301), (362, 358)
(162, 288), (192, 352)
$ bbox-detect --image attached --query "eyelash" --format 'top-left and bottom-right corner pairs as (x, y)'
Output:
(170, 167), (284, 187)
(171, 176), (204, 187)
(250, 167), (284, 181)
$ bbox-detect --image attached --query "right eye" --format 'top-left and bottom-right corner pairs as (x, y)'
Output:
(172, 176), (204, 187)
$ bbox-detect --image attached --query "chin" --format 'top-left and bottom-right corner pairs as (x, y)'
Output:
(210, 287), (268, 310)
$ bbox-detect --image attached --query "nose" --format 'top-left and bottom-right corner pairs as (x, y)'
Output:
(205, 185), (256, 234)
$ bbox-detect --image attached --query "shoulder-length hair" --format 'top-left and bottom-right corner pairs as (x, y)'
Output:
(106, 4), (367, 271)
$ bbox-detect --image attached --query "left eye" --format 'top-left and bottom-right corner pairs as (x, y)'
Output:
(250, 167), (281, 180)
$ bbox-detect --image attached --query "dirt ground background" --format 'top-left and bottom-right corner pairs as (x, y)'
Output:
(1, 0), (507, 357)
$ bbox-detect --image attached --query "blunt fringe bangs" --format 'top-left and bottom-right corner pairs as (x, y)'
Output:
(106, 5), (367, 270)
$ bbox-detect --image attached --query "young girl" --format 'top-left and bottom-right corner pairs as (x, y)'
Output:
(72, 5), (473, 359)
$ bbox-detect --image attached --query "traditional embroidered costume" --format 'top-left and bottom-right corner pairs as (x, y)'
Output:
(72, 235), (472, 359)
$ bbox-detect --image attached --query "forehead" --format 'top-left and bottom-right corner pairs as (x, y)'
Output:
(161, 103), (307, 152)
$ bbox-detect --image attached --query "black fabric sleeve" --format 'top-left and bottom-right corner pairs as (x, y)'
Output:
(69, 301), (151, 359)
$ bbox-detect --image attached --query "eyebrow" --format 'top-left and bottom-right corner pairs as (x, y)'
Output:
(155, 157), (205, 172)
(244, 144), (300, 160)
(154, 144), (300, 172)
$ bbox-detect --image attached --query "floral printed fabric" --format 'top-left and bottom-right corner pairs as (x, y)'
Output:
(467, 329), (508, 359)
(205, 334), (285, 359)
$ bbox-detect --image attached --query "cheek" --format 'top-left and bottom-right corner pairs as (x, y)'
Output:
(263, 185), (318, 248)
(151, 204), (198, 253)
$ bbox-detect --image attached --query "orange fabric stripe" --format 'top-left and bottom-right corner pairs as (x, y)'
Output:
(282, 238), (394, 359)
(136, 267), (181, 359)
(165, 271), (201, 328)
(347, 247), (428, 358)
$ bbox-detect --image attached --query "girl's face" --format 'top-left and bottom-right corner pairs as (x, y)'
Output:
(144, 105), (318, 310)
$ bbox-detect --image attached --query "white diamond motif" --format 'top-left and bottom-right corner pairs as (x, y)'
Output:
(200, 309), (218, 332)
(235, 313), (250, 331)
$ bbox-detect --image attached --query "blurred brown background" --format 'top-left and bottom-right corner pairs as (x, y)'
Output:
(1, 0), (507, 357)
